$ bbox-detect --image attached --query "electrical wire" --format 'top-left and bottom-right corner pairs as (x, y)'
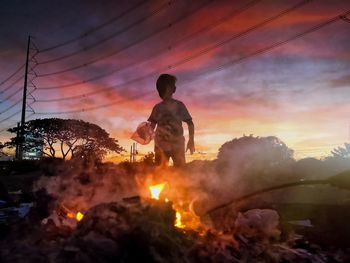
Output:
(0, 112), (35, 133)
(38, 0), (149, 53)
(38, 0), (174, 64)
(1, 51), (38, 94)
(35, 91), (152, 115)
(340, 15), (350, 23)
(34, 9), (350, 114)
(0, 110), (22, 124)
(189, 9), (350, 79)
(0, 99), (22, 115)
(169, 0), (312, 68)
(0, 64), (25, 87)
(0, 122), (18, 132)
(0, 75), (24, 95)
(36, 0), (212, 77)
(37, 0), (262, 90)
(1, 87), (23, 102)
(35, 0), (312, 102)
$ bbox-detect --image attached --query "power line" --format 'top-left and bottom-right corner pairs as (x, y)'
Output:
(0, 75), (24, 94)
(169, 0), (312, 68)
(188, 9), (350, 79)
(0, 112), (35, 133)
(37, 0), (262, 90)
(36, 0), (212, 77)
(340, 15), (350, 23)
(34, 9), (349, 115)
(0, 64), (25, 87)
(1, 87), (23, 102)
(0, 122), (18, 133)
(0, 99), (22, 115)
(38, 0), (172, 64)
(38, 0), (149, 53)
(0, 110), (22, 124)
(35, 91), (152, 115)
(1, 52), (38, 95)
(35, 0), (311, 102)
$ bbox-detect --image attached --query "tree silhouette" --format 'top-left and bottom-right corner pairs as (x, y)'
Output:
(216, 135), (295, 194)
(330, 143), (350, 158)
(324, 143), (350, 173)
(6, 118), (124, 161)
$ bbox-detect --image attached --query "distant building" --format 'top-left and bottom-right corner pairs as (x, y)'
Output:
(22, 133), (43, 160)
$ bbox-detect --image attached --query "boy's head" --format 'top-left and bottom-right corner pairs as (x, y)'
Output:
(156, 74), (177, 99)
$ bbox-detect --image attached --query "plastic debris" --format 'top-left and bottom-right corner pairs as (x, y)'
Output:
(288, 219), (313, 227)
(131, 122), (154, 145)
(234, 209), (281, 240)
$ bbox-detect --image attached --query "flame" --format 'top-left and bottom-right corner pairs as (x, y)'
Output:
(149, 183), (166, 200)
(64, 206), (84, 222)
(147, 182), (196, 229)
(66, 212), (75, 219)
(76, 211), (84, 221)
(175, 211), (185, 228)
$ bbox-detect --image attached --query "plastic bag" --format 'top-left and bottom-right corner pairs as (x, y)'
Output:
(131, 122), (154, 145)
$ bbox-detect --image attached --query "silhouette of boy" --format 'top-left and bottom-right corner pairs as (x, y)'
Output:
(148, 74), (195, 167)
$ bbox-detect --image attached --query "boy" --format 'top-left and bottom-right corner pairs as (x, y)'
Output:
(148, 74), (195, 167)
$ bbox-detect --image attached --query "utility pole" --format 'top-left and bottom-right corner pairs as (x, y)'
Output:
(130, 145), (133, 163)
(129, 143), (138, 163)
(18, 35), (31, 160)
(15, 122), (20, 159)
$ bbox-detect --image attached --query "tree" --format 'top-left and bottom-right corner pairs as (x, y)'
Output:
(141, 152), (155, 166)
(6, 118), (125, 161)
(330, 143), (350, 158)
(324, 143), (350, 173)
(215, 135), (295, 194)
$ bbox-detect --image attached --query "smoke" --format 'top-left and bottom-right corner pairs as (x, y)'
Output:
(33, 135), (299, 231)
(34, 161), (140, 214)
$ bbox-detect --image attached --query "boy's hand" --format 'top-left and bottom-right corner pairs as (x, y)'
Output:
(186, 139), (195, 154)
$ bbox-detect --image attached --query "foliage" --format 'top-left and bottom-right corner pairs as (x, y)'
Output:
(141, 152), (155, 165)
(323, 143), (350, 173)
(5, 118), (125, 161)
(330, 143), (350, 158)
(216, 135), (295, 193)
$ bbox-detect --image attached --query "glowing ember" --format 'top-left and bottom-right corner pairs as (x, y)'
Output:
(76, 212), (84, 221)
(66, 212), (75, 219)
(149, 183), (166, 200)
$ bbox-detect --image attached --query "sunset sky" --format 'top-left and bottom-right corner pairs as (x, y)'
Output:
(0, 0), (349, 161)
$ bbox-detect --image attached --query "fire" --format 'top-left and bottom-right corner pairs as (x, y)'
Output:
(62, 204), (84, 222)
(175, 211), (184, 228)
(149, 183), (166, 200)
(148, 182), (186, 229)
(66, 211), (84, 221)
(76, 211), (84, 221)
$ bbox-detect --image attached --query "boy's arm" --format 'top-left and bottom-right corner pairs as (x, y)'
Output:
(185, 119), (195, 154)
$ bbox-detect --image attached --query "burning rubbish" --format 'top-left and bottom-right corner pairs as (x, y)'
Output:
(149, 182), (166, 200)
(0, 160), (350, 262)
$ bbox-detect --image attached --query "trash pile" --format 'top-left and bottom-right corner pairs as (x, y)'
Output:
(1, 163), (350, 262)
(1, 196), (349, 263)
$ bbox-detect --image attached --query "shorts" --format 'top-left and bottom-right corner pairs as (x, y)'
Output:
(154, 135), (185, 167)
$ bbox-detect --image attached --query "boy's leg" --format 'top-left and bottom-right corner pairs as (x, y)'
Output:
(171, 137), (186, 168)
(155, 145), (169, 167)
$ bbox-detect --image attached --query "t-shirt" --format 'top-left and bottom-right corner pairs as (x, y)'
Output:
(148, 99), (192, 143)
